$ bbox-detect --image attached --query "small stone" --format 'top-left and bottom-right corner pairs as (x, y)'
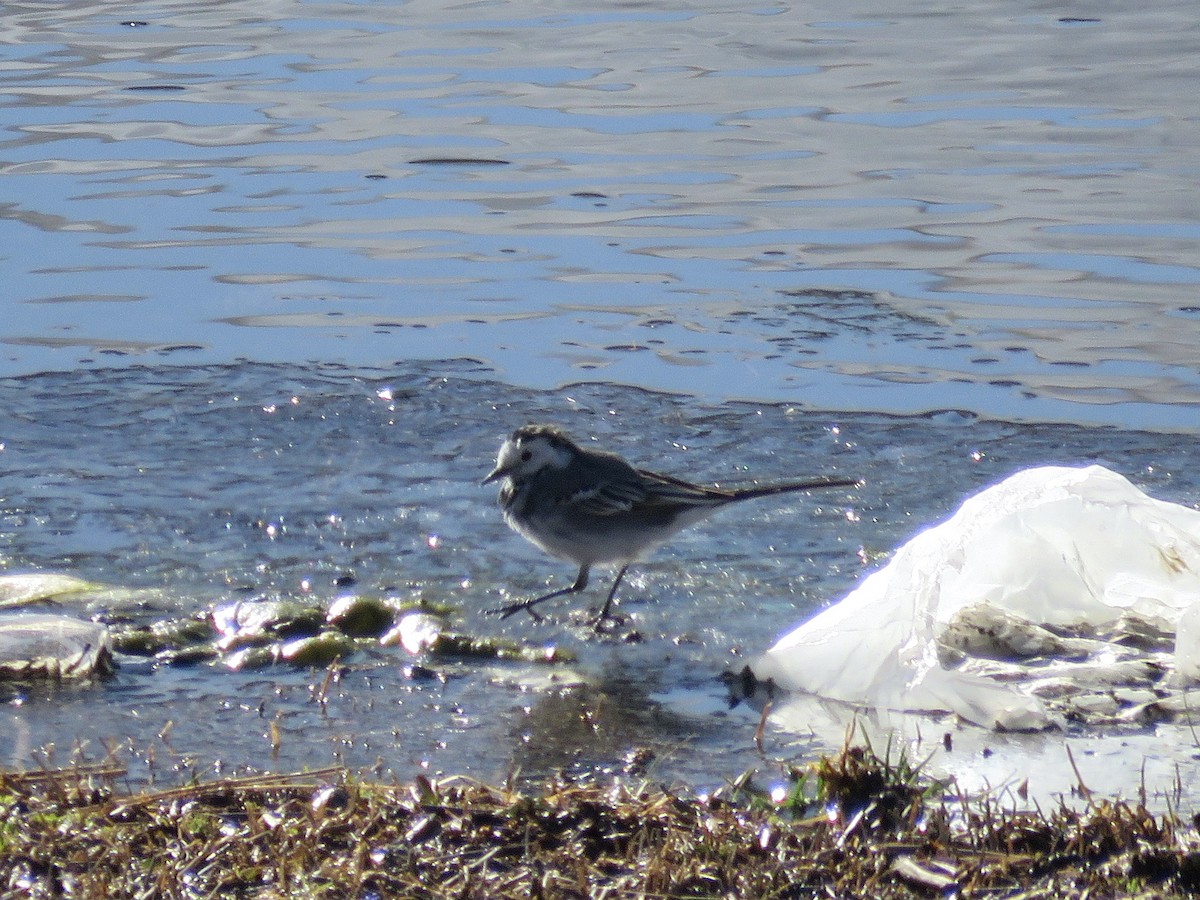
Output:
(326, 595), (394, 637)
(276, 633), (355, 667)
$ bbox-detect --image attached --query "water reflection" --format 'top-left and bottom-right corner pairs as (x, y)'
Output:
(1, 0), (1198, 429)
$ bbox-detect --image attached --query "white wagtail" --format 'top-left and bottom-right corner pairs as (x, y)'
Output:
(482, 423), (860, 628)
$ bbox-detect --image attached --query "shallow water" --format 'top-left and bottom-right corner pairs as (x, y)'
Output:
(2, 0), (1200, 803)
(3, 362), (1200, 802)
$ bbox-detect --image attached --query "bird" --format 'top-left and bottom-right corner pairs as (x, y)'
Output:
(481, 423), (860, 629)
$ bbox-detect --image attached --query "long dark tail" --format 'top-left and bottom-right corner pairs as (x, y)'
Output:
(728, 475), (861, 501)
(639, 468), (861, 507)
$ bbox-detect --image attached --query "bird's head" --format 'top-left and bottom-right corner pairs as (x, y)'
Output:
(482, 424), (578, 485)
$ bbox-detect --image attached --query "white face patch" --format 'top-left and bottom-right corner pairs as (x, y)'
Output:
(486, 426), (579, 485)
(504, 433), (573, 478)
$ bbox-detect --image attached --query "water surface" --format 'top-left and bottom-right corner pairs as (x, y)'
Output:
(3, 0), (1199, 428)
(3, 0), (1200, 803)
(3, 363), (1200, 803)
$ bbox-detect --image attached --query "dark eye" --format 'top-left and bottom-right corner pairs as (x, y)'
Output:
(521, 450), (532, 461)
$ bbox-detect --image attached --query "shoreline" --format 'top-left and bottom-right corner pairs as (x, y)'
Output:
(4, 741), (1198, 898)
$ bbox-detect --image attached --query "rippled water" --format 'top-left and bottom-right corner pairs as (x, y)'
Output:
(3, 0), (1200, 800)
(5, 0), (1199, 426)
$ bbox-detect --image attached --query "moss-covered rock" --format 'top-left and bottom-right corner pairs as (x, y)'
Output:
(276, 632), (356, 667)
(212, 600), (324, 650)
(325, 595), (395, 637)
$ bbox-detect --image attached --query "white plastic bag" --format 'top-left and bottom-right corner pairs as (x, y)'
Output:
(753, 465), (1200, 729)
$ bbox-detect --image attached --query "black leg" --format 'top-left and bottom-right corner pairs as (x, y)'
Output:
(488, 566), (590, 621)
(591, 564), (629, 631)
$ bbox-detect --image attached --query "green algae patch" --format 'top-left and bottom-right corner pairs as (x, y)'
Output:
(0, 573), (102, 609)
(425, 631), (571, 663)
(6, 572), (569, 675)
(110, 615), (213, 656)
(275, 631), (357, 666)
(381, 610), (572, 664)
(325, 594), (395, 637)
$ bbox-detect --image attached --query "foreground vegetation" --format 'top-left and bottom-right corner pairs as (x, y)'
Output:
(3, 739), (1200, 899)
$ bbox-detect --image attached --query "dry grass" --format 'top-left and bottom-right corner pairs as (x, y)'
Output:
(3, 739), (1200, 898)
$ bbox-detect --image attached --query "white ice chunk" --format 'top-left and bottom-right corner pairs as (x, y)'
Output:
(752, 465), (1200, 730)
